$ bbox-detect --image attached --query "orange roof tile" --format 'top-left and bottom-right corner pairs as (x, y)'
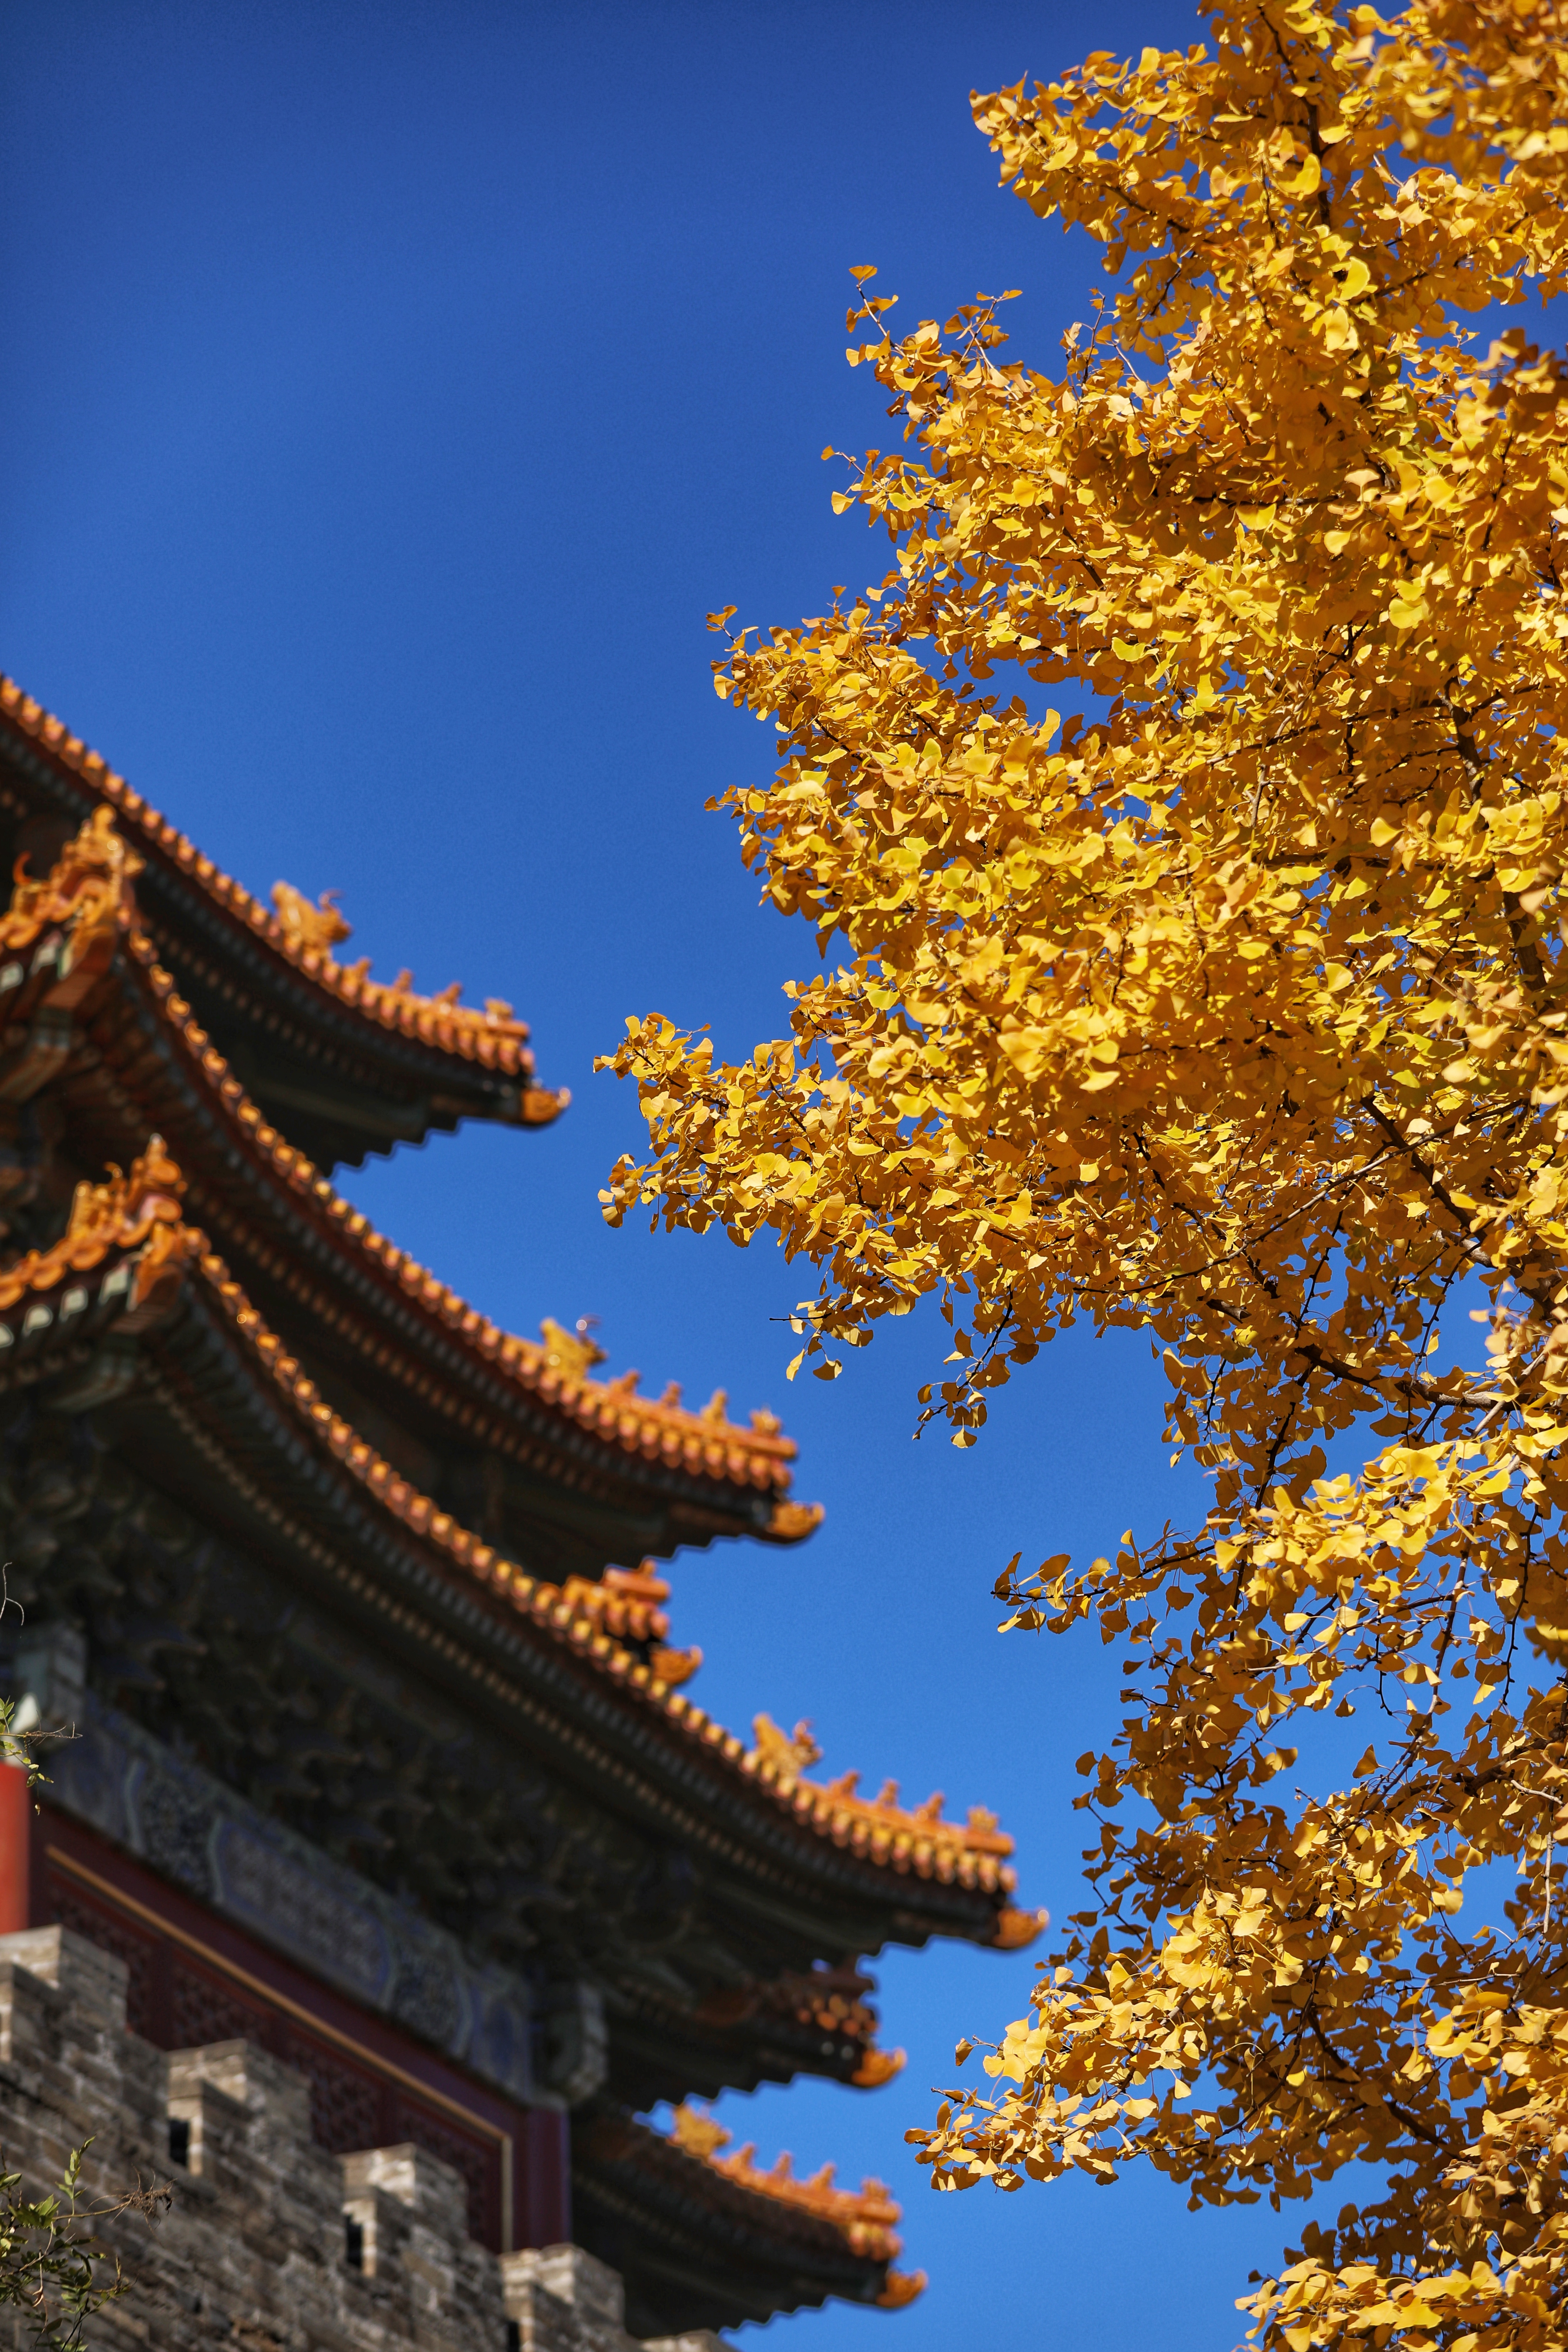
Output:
(130, 929), (809, 1503)
(0, 677), (565, 1105)
(744, 1713), (1044, 1902)
(0, 1133), (199, 1317)
(559, 1565), (703, 1689)
(203, 1245), (1021, 1894)
(668, 2104), (925, 2307)
(0, 803), (804, 1506)
(0, 1150), (1026, 1905)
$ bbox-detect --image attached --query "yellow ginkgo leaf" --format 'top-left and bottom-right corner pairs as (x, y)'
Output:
(1277, 150), (1323, 194)
(597, 5), (1568, 2343)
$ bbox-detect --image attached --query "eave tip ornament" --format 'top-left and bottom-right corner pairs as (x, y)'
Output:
(850, 2045), (907, 2090)
(668, 2103), (920, 2300)
(991, 1905), (1048, 1952)
(520, 1083), (569, 1125)
(765, 1497), (825, 1542)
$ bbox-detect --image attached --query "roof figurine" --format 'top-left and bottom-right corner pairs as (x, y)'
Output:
(668, 2103), (927, 2306)
(271, 879), (352, 956)
(0, 678), (565, 1163)
(0, 679), (1041, 2337)
(539, 1315), (607, 1379)
(1, 799), (141, 952)
(747, 1711), (1040, 1898)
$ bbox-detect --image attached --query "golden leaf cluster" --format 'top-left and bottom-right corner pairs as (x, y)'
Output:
(598, 1), (1568, 2341)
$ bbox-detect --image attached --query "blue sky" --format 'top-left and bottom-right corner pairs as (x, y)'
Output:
(2, 5), (1322, 2344)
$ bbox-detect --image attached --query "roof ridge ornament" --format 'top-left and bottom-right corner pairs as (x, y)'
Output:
(271, 881), (351, 955)
(0, 804), (141, 960)
(540, 1316), (607, 1379)
(750, 1714), (823, 1781)
(666, 2101), (925, 2304)
(66, 1134), (186, 1242)
(747, 1710), (1034, 1880)
(0, 1138), (200, 1320)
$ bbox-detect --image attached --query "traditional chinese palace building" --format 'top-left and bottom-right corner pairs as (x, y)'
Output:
(0, 678), (1038, 2346)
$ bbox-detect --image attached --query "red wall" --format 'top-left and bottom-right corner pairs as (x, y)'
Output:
(20, 1800), (568, 2255)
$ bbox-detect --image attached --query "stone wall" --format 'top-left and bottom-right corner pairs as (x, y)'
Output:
(0, 1927), (721, 2352)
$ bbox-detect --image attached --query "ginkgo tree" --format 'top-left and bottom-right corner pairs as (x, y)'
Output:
(600, 1), (1568, 2342)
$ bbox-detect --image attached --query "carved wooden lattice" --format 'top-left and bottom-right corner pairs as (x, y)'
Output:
(50, 1886), (157, 2039)
(278, 2030), (382, 2155)
(169, 1961), (269, 2050)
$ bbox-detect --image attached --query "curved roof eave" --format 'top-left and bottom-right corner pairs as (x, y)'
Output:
(0, 676), (566, 1121)
(0, 1169), (1036, 1950)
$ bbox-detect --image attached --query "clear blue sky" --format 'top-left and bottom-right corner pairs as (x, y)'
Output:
(5, 6), (1303, 2344)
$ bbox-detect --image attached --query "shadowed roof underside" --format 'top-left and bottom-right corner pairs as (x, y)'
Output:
(0, 677), (565, 1165)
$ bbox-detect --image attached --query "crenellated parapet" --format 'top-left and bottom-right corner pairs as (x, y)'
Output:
(0, 1926), (721, 2352)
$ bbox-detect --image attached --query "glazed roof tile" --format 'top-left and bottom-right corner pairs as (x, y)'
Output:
(0, 1148), (1031, 1911)
(0, 676), (564, 1102)
(141, 950), (808, 1514)
(577, 2107), (919, 2332)
(127, 927), (808, 1509)
(559, 1566), (702, 1689)
(668, 2103), (925, 2308)
(207, 1241), (1022, 1894)
(0, 1131), (196, 1314)
(0, 800), (808, 1509)
(743, 1714), (1047, 1906)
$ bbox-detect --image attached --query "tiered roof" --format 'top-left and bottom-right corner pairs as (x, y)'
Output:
(111, 942), (811, 1547)
(574, 2103), (924, 2337)
(0, 686), (1041, 2332)
(0, 1127), (1035, 1931)
(0, 784), (808, 1569)
(0, 679), (563, 1163)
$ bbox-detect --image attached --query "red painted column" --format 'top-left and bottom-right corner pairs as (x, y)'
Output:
(0, 1764), (32, 1934)
(518, 2108), (572, 2249)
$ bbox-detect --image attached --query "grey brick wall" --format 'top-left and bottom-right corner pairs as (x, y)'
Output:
(0, 1928), (722, 2352)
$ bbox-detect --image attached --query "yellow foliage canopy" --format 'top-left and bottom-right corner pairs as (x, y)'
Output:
(599, 1), (1568, 2342)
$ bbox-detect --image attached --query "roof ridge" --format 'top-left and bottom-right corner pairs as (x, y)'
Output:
(126, 929), (812, 1497)
(192, 1239), (1020, 1894)
(0, 792), (813, 1507)
(740, 1712), (1049, 1893)
(0, 1165), (1027, 1905)
(743, 1722), (1048, 1900)
(0, 677), (565, 1098)
(666, 2102), (926, 2305)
